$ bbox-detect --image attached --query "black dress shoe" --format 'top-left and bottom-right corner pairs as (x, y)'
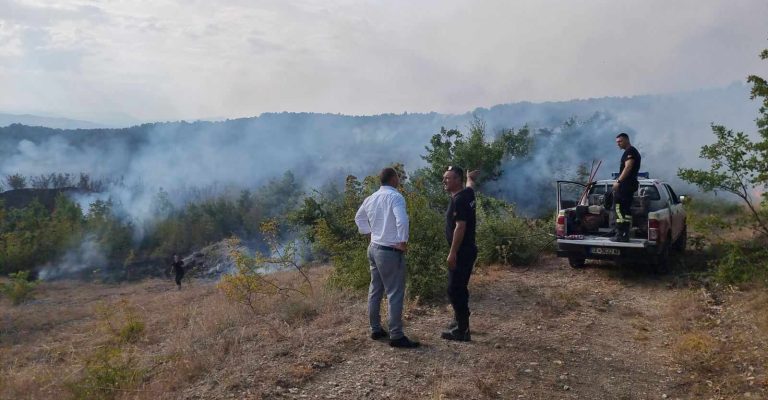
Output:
(389, 336), (420, 348)
(370, 329), (389, 340)
(441, 328), (471, 342)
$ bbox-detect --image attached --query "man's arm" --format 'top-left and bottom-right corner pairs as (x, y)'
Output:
(392, 195), (409, 251)
(613, 159), (635, 189)
(466, 170), (480, 190)
(354, 200), (371, 234)
(447, 221), (466, 269)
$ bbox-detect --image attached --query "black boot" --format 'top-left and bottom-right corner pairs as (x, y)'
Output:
(610, 222), (629, 242)
(441, 311), (471, 342)
(445, 310), (471, 329)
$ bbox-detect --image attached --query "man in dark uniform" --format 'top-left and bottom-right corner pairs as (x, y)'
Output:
(441, 166), (479, 341)
(171, 253), (185, 290)
(611, 133), (642, 242)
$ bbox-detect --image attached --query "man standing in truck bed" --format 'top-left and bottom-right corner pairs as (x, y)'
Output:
(611, 132), (642, 242)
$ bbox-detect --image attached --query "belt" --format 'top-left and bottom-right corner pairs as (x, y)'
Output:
(371, 243), (403, 253)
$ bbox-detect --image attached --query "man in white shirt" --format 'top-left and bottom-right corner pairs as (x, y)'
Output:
(354, 167), (419, 348)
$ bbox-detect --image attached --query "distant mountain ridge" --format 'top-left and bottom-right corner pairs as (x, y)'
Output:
(0, 113), (107, 130)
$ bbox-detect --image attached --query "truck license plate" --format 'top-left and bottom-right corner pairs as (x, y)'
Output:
(590, 247), (621, 256)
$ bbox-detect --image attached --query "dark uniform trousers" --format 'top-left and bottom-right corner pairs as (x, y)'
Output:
(174, 267), (184, 287)
(613, 181), (638, 224)
(447, 244), (478, 324)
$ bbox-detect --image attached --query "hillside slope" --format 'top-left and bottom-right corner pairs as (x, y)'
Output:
(1, 257), (766, 399)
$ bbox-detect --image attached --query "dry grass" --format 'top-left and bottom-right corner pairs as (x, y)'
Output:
(674, 331), (718, 368)
(667, 286), (768, 397)
(4, 257), (768, 399)
(0, 267), (362, 399)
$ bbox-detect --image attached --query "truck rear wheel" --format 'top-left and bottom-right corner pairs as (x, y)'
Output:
(653, 238), (671, 274)
(568, 257), (586, 268)
(673, 227), (687, 253)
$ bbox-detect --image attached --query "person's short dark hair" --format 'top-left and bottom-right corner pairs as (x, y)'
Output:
(616, 132), (630, 140)
(380, 167), (398, 186)
(446, 165), (464, 180)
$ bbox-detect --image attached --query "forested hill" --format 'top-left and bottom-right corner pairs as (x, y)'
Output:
(0, 83), (757, 205)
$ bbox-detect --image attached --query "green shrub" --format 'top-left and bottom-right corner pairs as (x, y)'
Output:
(712, 242), (768, 285)
(66, 346), (142, 400)
(118, 319), (145, 344)
(476, 196), (553, 266)
(402, 182), (449, 300)
(317, 218), (371, 291)
(312, 174), (449, 301)
(95, 299), (146, 344)
(1, 270), (38, 305)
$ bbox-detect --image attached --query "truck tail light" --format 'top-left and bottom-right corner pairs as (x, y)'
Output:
(648, 219), (659, 241)
(556, 215), (566, 238)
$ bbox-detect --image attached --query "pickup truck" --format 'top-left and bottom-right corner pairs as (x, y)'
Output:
(555, 175), (687, 272)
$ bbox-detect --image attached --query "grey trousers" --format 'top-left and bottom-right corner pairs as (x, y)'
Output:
(367, 244), (406, 340)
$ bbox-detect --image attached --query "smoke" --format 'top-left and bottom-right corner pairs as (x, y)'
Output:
(0, 83), (761, 275)
(38, 235), (106, 281)
(487, 113), (631, 215)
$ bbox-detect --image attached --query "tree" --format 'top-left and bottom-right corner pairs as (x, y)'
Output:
(6, 174), (27, 190)
(678, 46), (768, 236)
(420, 117), (531, 188)
(30, 174), (53, 189)
(750, 48), (768, 184)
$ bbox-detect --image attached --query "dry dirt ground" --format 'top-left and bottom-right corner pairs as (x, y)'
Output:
(2, 255), (767, 399)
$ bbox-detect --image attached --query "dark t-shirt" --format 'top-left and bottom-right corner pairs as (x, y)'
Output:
(172, 260), (184, 273)
(620, 146), (641, 185)
(445, 187), (477, 248)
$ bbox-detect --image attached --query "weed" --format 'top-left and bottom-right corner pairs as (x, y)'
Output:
(95, 299), (146, 344)
(675, 332), (718, 369)
(66, 346), (142, 400)
(1, 270), (38, 305)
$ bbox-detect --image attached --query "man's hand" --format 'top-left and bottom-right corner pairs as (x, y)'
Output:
(394, 242), (408, 253)
(467, 170), (480, 189)
(612, 181), (619, 191)
(447, 252), (457, 270)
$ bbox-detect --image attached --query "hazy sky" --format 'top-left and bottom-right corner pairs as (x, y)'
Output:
(0, 0), (766, 124)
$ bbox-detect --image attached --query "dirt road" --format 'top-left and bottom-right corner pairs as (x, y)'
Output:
(279, 256), (685, 400)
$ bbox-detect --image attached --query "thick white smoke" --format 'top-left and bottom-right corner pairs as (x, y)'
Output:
(0, 83), (760, 276)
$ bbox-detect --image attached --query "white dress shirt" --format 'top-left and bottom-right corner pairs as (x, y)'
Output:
(355, 186), (409, 247)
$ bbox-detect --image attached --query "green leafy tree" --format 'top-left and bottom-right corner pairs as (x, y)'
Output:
(420, 117), (531, 188)
(750, 48), (768, 182)
(678, 46), (768, 236)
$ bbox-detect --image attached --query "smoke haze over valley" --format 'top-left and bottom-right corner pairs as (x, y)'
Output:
(0, 83), (760, 218)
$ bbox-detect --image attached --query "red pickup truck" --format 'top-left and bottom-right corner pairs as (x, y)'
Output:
(555, 176), (687, 272)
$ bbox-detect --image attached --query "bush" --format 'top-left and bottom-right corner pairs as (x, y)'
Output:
(311, 174), (450, 301)
(317, 218), (370, 291)
(402, 181), (449, 300)
(712, 242), (768, 285)
(95, 299), (146, 344)
(475, 195), (553, 266)
(66, 346), (142, 400)
(219, 221), (314, 312)
(1, 270), (38, 305)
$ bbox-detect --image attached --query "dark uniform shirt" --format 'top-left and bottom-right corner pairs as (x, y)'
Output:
(172, 260), (184, 273)
(620, 146), (642, 185)
(445, 187), (477, 248)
